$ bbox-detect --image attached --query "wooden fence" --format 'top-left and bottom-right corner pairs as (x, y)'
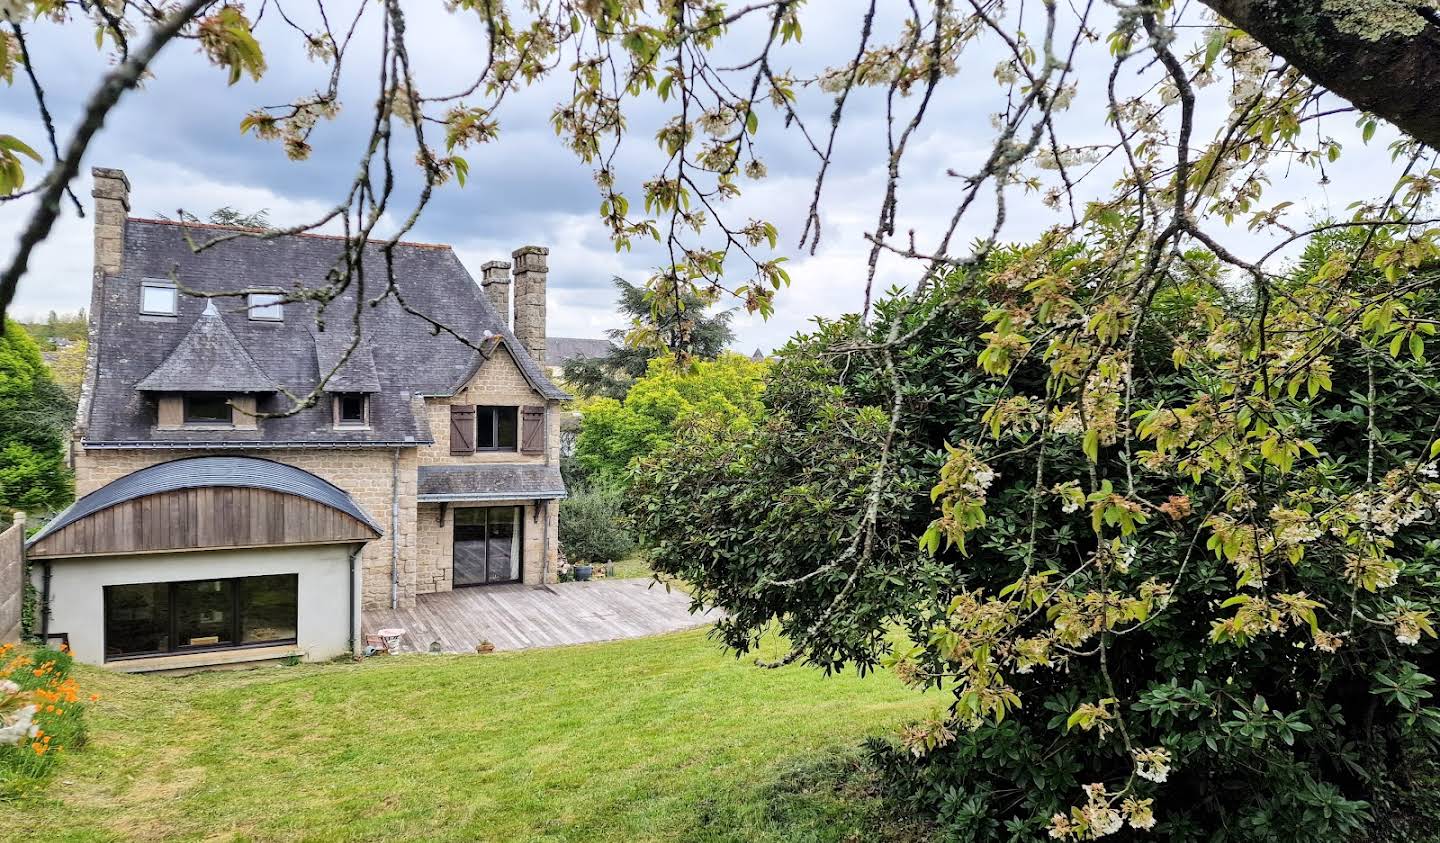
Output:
(0, 512), (23, 643)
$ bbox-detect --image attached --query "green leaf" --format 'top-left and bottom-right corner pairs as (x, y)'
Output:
(0, 135), (42, 163)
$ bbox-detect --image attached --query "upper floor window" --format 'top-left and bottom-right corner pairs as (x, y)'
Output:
(476, 406), (518, 450)
(334, 393), (369, 427)
(183, 394), (233, 426)
(451, 404), (544, 455)
(247, 292), (284, 321)
(140, 281), (177, 316)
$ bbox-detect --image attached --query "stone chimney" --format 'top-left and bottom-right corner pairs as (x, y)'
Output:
(480, 260), (511, 327)
(511, 245), (549, 365)
(91, 167), (130, 276)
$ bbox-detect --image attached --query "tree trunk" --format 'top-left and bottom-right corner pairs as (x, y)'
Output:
(1201, 0), (1440, 148)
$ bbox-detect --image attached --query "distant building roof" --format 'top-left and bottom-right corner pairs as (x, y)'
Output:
(416, 464), (567, 502)
(134, 301), (278, 393)
(548, 336), (616, 365)
(751, 347), (765, 362)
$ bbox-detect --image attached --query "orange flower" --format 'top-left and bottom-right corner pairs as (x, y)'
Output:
(32, 743), (47, 756)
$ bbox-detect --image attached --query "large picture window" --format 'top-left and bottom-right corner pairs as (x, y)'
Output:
(103, 574), (298, 660)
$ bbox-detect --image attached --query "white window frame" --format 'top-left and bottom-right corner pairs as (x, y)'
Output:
(247, 292), (285, 322)
(140, 280), (177, 316)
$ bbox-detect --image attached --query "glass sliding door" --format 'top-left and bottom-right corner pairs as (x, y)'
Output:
(453, 508), (489, 587)
(453, 506), (521, 586)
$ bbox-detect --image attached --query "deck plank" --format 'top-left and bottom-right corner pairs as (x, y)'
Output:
(363, 579), (717, 655)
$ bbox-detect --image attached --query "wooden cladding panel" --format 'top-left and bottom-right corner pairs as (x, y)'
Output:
(28, 487), (378, 559)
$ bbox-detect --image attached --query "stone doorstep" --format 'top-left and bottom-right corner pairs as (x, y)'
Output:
(106, 644), (305, 675)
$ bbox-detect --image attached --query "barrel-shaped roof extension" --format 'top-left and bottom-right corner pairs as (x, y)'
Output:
(27, 456), (383, 546)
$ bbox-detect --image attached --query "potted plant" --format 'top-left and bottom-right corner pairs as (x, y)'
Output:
(574, 562), (594, 581)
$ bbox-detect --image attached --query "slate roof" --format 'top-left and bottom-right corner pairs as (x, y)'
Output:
(313, 329), (382, 393)
(548, 336), (615, 365)
(27, 456), (383, 546)
(416, 464), (567, 501)
(84, 218), (568, 447)
(134, 301), (278, 392)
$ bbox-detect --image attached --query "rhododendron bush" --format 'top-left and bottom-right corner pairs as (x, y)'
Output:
(631, 233), (1440, 840)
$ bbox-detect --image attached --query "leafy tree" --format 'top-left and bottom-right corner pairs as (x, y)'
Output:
(7, 4), (1440, 837)
(574, 353), (766, 488)
(18, 310), (86, 349)
(160, 207), (273, 230)
(47, 339), (86, 401)
(0, 319), (72, 516)
(631, 235), (1440, 839)
(562, 277), (735, 400)
(559, 487), (634, 568)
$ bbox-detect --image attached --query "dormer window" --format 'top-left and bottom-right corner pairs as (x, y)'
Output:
(247, 292), (284, 321)
(334, 393), (369, 427)
(183, 395), (233, 426)
(140, 281), (177, 316)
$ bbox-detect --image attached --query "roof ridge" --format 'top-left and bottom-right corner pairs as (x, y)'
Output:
(128, 216), (454, 251)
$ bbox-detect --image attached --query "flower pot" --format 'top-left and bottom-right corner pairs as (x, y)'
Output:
(574, 564), (593, 581)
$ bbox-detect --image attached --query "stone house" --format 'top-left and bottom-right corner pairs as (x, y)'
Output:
(26, 168), (570, 670)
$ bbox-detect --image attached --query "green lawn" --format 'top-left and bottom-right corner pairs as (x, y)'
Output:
(607, 550), (657, 579)
(13, 629), (933, 842)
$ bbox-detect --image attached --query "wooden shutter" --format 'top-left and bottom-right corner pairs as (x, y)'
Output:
(520, 406), (545, 454)
(449, 405), (476, 454)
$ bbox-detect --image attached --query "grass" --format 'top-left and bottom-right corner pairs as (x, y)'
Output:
(607, 550), (657, 580)
(11, 628), (933, 842)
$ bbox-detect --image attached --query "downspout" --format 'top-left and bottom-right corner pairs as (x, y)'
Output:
(390, 447), (401, 610)
(40, 560), (52, 641)
(540, 499), (551, 585)
(347, 544), (361, 656)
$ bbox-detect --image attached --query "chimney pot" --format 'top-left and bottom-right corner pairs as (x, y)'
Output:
(480, 260), (512, 327)
(511, 246), (549, 365)
(91, 167), (130, 276)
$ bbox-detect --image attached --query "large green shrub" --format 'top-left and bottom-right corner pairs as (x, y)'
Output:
(0, 318), (72, 517)
(573, 352), (767, 487)
(630, 237), (1440, 840)
(559, 486), (634, 567)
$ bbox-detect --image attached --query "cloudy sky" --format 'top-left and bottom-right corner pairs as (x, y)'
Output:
(0, 3), (1396, 352)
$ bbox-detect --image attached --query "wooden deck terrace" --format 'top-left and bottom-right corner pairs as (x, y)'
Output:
(363, 578), (718, 654)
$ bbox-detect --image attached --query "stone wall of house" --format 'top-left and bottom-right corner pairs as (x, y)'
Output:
(0, 512), (24, 643)
(418, 345), (562, 465)
(73, 447), (420, 609)
(416, 499), (558, 593)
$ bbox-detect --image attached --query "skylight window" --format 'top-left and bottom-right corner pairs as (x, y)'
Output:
(247, 292), (284, 321)
(140, 281), (177, 316)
